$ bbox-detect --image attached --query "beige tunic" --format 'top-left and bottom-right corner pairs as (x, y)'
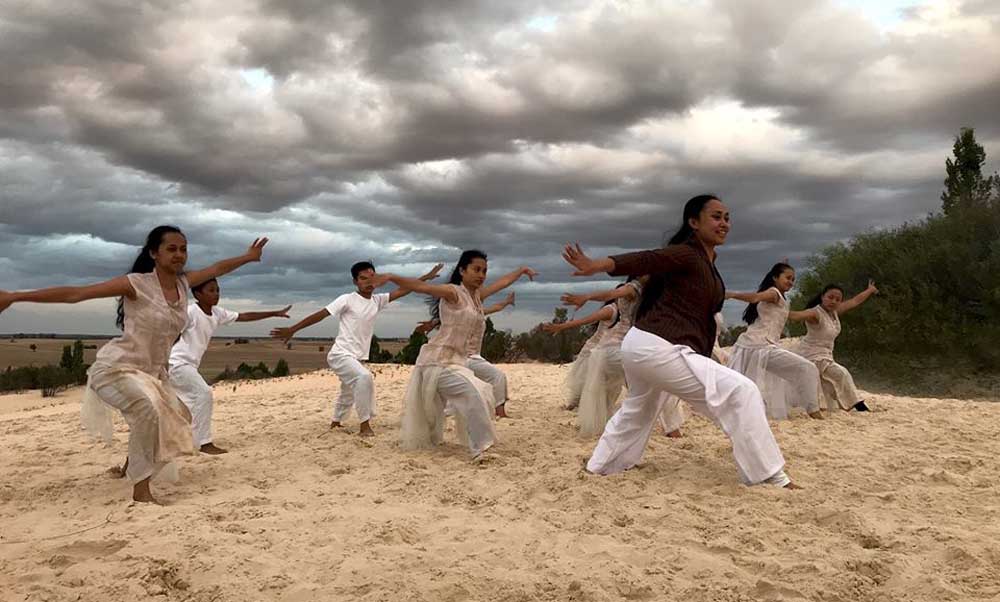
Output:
(797, 306), (863, 411)
(82, 271), (195, 483)
(402, 285), (496, 455)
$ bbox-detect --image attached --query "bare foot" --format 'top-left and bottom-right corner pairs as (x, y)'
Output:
(495, 404), (508, 419)
(109, 457), (129, 479)
(132, 479), (161, 504)
(200, 442), (228, 455)
(808, 410), (825, 420)
(330, 420), (344, 429)
(665, 429), (683, 438)
(564, 402), (578, 411)
(359, 421), (375, 438)
(784, 482), (803, 490)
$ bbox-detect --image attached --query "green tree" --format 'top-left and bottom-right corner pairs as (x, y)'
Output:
(394, 331), (428, 365)
(273, 358), (290, 377)
(59, 345), (74, 371)
(368, 336), (394, 363)
(481, 317), (515, 363)
(941, 127), (997, 216)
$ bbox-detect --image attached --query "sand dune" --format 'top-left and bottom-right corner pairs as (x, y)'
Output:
(2, 364), (999, 602)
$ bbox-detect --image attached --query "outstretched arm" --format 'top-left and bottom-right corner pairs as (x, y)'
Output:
(0, 276), (135, 314)
(388, 263), (444, 302)
(370, 273), (460, 305)
(186, 237), (269, 288)
(725, 289), (780, 304)
(787, 308), (819, 323)
(541, 305), (615, 334)
(837, 280), (878, 315)
(561, 282), (639, 310)
(485, 292), (515, 316)
(237, 305), (292, 323)
(479, 267), (537, 300)
(270, 308), (328, 342)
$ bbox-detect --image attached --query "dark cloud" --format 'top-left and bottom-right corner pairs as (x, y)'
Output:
(2, 0), (999, 335)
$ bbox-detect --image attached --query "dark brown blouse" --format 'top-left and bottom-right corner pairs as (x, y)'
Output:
(609, 238), (725, 356)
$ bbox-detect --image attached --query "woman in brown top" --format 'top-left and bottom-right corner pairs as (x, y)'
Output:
(562, 195), (795, 488)
(0, 226), (268, 503)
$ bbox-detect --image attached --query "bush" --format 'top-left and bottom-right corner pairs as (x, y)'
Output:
(393, 331), (428, 365)
(273, 358), (290, 377)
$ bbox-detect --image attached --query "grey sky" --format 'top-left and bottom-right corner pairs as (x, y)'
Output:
(2, 0), (999, 339)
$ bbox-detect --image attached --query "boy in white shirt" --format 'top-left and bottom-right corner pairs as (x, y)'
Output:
(169, 278), (291, 454)
(271, 261), (442, 437)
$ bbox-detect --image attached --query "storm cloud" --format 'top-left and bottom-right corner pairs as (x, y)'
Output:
(2, 0), (999, 336)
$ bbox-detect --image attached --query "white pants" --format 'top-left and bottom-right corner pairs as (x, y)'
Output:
(728, 344), (821, 419)
(587, 328), (786, 485)
(467, 355), (508, 408)
(169, 364), (215, 446)
(328, 354), (376, 423)
(400, 365), (496, 457)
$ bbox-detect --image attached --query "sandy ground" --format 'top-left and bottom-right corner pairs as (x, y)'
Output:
(1, 364), (999, 602)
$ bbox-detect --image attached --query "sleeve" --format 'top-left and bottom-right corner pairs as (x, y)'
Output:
(627, 279), (643, 296)
(216, 307), (241, 326)
(609, 245), (697, 278)
(607, 305), (620, 324)
(324, 295), (348, 318)
(376, 292), (391, 310)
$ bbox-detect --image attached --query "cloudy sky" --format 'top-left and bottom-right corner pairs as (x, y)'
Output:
(2, 0), (999, 338)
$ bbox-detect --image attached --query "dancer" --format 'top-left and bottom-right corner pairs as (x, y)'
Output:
(547, 281), (645, 436)
(561, 194), (796, 488)
(0, 227), (269, 503)
(270, 261), (443, 437)
(415, 291), (516, 418)
(726, 263), (823, 420)
(371, 251), (536, 459)
(791, 281), (878, 412)
(169, 278), (291, 454)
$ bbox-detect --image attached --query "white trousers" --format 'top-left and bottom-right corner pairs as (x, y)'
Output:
(587, 328), (786, 485)
(169, 364), (215, 446)
(400, 365), (496, 457)
(467, 355), (508, 407)
(728, 344), (820, 418)
(328, 354), (376, 422)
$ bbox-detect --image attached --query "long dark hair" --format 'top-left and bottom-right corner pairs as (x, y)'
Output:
(806, 284), (844, 309)
(742, 262), (793, 325)
(116, 225), (185, 329)
(428, 249), (488, 322)
(637, 194), (720, 321)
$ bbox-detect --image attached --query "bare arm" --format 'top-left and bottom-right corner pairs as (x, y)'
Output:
(485, 292), (515, 316)
(541, 305), (615, 334)
(185, 237), (269, 288)
(479, 267), (537, 300)
(371, 273), (459, 304)
(237, 305), (292, 323)
(837, 281), (878, 315)
(561, 282), (638, 310)
(0, 276), (135, 314)
(388, 263), (445, 302)
(725, 289), (780, 304)
(270, 308), (329, 342)
(787, 309), (819, 323)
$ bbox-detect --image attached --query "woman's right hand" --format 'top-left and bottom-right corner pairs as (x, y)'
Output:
(541, 322), (563, 334)
(270, 327), (295, 342)
(562, 243), (602, 276)
(0, 291), (11, 314)
(560, 293), (587, 310)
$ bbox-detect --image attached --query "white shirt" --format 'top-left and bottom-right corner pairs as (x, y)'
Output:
(169, 303), (240, 369)
(326, 292), (391, 361)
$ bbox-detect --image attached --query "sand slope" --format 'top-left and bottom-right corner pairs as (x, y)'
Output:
(2, 364), (999, 602)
